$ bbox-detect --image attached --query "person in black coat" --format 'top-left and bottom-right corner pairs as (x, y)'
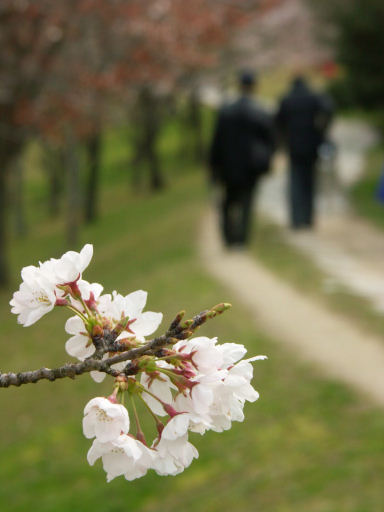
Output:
(209, 71), (274, 246)
(276, 75), (333, 229)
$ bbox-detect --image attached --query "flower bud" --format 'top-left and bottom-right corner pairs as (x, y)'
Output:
(115, 375), (129, 392)
(127, 377), (138, 394)
(169, 310), (185, 330)
(138, 356), (157, 372)
(177, 330), (194, 340)
(117, 337), (137, 350)
(92, 324), (104, 338)
(155, 348), (176, 358)
(207, 302), (232, 318)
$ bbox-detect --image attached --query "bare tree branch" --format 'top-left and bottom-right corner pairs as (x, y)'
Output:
(0, 303), (230, 388)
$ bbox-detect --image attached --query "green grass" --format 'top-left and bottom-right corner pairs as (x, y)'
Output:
(1, 121), (384, 511)
(10, 103), (215, 234)
(351, 143), (384, 230)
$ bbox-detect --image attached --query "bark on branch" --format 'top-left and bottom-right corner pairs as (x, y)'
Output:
(0, 304), (230, 388)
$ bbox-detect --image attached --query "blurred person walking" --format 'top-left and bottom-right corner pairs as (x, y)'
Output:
(209, 71), (274, 247)
(276, 75), (333, 229)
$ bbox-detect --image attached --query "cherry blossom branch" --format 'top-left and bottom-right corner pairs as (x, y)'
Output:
(7, 242), (265, 481)
(0, 303), (231, 388)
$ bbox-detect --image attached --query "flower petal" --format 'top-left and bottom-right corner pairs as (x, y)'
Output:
(65, 316), (85, 335)
(124, 290), (148, 317)
(66, 335), (94, 360)
(90, 370), (106, 383)
(132, 312), (162, 338)
(80, 244), (93, 271)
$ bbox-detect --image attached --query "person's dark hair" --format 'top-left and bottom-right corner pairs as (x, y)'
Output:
(238, 70), (257, 92)
(292, 74), (307, 88)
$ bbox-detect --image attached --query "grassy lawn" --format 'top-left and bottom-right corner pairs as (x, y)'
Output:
(351, 143), (384, 230)
(1, 120), (384, 511)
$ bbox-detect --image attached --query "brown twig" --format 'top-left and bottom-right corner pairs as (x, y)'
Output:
(0, 303), (231, 388)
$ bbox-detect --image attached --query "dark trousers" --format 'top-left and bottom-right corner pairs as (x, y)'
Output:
(289, 159), (316, 229)
(221, 183), (256, 246)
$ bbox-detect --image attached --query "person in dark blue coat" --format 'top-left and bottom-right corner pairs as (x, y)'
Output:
(209, 71), (274, 246)
(276, 75), (333, 229)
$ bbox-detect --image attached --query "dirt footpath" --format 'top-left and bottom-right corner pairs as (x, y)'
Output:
(199, 209), (384, 407)
(258, 120), (384, 311)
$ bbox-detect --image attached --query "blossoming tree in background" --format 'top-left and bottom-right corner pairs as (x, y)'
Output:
(0, 0), (283, 288)
(2, 244), (266, 481)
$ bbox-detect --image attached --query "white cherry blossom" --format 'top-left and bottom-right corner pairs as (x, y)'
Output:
(10, 244), (94, 326)
(51, 243), (93, 284)
(83, 397), (130, 442)
(65, 316), (94, 360)
(152, 434), (199, 476)
(140, 371), (176, 416)
(10, 243), (268, 482)
(77, 280), (103, 301)
(10, 265), (57, 326)
(218, 342), (247, 366)
(206, 356), (267, 432)
(98, 290), (162, 341)
(174, 336), (224, 374)
(70, 280), (104, 311)
(169, 347), (266, 434)
(161, 414), (190, 441)
(87, 435), (154, 482)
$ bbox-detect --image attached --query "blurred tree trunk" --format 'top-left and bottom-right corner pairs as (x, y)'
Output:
(139, 88), (164, 191)
(147, 141), (162, 190)
(188, 89), (205, 162)
(177, 98), (190, 163)
(129, 105), (146, 191)
(65, 132), (81, 247)
(43, 143), (64, 218)
(130, 129), (144, 190)
(0, 132), (21, 287)
(0, 166), (10, 287)
(85, 131), (101, 223)
(11, 156), (27, 237)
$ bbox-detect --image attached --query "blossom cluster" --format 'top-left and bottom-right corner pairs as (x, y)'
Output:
(10, 244), (266, 482)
